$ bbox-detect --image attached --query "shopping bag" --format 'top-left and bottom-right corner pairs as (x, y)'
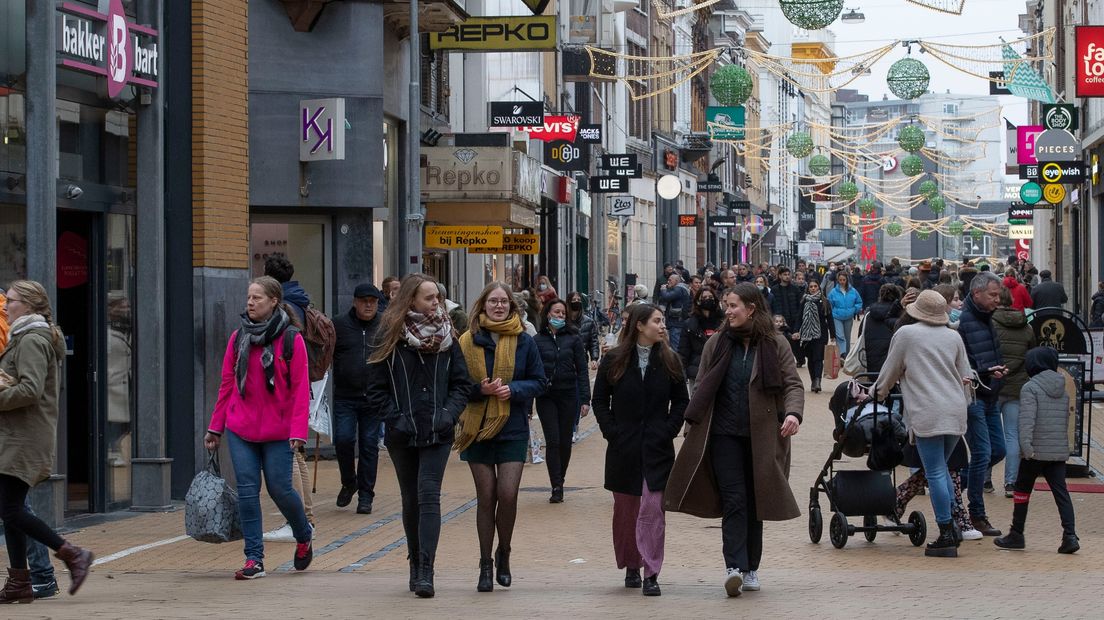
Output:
(184, 451), (242, 543)
(842, 332), (866, 376)
(824, 342), (841, 380)
(308, 371), (332, 438)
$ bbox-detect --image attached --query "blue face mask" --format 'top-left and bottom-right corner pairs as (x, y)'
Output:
(549, 318), (566, 330)
(949, 308), (962, 322)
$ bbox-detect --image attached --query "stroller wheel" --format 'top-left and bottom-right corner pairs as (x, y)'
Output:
(908, 511), (927, 547)
(863, 515), (877, 542)
(829, 511), (849, 549)
(809, 507), (823, 543)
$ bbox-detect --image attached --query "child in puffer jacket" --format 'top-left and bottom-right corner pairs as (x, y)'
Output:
(994, 347), (1079, 554)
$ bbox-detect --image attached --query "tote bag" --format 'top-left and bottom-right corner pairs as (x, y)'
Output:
(184, 451), (242, 543)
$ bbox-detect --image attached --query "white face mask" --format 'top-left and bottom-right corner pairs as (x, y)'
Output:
(539, 284), (548, 291)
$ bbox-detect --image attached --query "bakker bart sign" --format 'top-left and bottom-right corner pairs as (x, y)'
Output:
(56, 0), (159, 99)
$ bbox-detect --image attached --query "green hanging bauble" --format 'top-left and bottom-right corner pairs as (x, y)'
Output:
(971, 226), (985, 240)
(916, 228), (931, 241)
(948, 219), (964, 236)
(710, 65), (754, 106)
(839, 180), (859, 202)
(900, 154), (925, 177)
(928, 195), (945, 215)
(786, 131), (814, 158)
(919, 179), (939, 200)
(898, 125), (925, 152)
(886, 221), (903, 237)
(857, 197), (877, 216)
(808, 153), (831, 176)
(886, 57), (930, 100)
(779, 0), (845, 30)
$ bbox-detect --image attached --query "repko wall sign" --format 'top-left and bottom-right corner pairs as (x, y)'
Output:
(57, 0), (159, 98)
(429, 16), (557, 52)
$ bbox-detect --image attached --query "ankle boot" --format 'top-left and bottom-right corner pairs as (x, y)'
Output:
(1058, 533), (1080, 554)
(811, 378), (821, 393)
(494, 546), (511, 587)
(407, 554), (419, 592)
(477, 558), (494, 592)
(0, 568), (33, 604)
(414, 558), (434, 598)
(994, 529), (1025, 550)
(55, 542), (93, 595)
(925, 521), (958, 557)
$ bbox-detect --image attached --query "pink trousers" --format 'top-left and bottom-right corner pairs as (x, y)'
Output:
(612, 480), (665, 578)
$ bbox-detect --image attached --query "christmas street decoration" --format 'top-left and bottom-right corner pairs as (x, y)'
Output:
(839, 180), (859, 202)
(948, 219), (964, 236)
(786, 131), (815, 158)
(886, 220), (903, 237)
(900, 154), (925, 177)
(919, 179), (939, 199)
(897, 124), (925, 152)
(779, 0), (845, 30)
(857, 197), (877, 216)
(652, 0), (723, 20)
(808, 153), (831, 176)
(928, 195), (946, 215)
(905, 0), (965, 14)
(886, 57), (930, 100)
(710, 64), (754, 106)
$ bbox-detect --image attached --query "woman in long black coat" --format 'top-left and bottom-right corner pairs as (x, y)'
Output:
(679, 287), (723, 391)
(592, 303), (688, 597)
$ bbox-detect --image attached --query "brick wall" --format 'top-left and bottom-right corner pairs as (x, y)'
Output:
(191, 0), (249, 269)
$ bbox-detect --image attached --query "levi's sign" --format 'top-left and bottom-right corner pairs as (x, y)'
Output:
(56, 0), (160, 98)
(523, 115), (578, 141)
(429, 16), (557, 52)
(490, 101), (544, 127)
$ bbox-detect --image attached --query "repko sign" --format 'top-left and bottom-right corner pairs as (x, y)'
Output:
(56, 0), (159, 98)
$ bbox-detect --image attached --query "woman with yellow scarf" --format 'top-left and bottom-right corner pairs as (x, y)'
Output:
(456, 282), (546, 593)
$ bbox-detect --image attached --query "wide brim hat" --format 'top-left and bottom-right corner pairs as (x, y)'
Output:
(905, 289), (949, 326)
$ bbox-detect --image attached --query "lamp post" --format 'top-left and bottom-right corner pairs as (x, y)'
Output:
(656, 173), (681, 276)
(403, 0), (423, 275)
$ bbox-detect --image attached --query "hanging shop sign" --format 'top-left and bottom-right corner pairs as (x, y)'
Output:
(1075, 26), (1104, 97)
(705, 106), (746, 140)
(729, 200), (751, 212)
(300, 98), (346, 161)
(424, 225), (504, 249)
(590, 176), (628, 193)
(56, 0), (160, 99)
(678, 215), (698, 227)
(609, 196), (636, 216)
(1017, 125), (1044, 165)
(429, 16), (557, 52)
(468, 234), (541, 255)
(1015, 238), (1031, 262)
(1005, 121), (1019, 175)
(1038, 161), (1086, 185)
(489, 101), (544, 127)
(522, 115), (578, 141)
(1019, 181), (1043, 205)
(664, 149), (678, 170)
(1008, 205), (1034, 222)
(697, 179), (723, 193)
(1042, 104), (1079, 132)
(1033, 129), (1079, 162)
(707, 215), (738, 228)
(519, 0), (552, 16)
(577, 124), (603, 143)
(1043, 183), (1066, 205)
(989, 71), (1012, 95)
(544, 139), (588, 172)
(1018, 164), (1040, 180)
(1008, 224), (1034, 240)
(600, 154), (637, 170)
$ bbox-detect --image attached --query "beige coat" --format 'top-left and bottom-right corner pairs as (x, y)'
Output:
(0, 322), (64, 486)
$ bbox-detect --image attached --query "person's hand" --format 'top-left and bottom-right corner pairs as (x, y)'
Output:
(790, 332), (800, 341)
(204, 432), (221, 451)
(493, 383), (512, 401)
(902, 290), (919, 307)
(780, 414), (801, 438)
(581, 404), (591, 418)
(289, 439), (305, 451)
(988, 365), (1008, 379)
(589, 360), (598, 370)
(480, 378), (502, 396)
(962, 376), (973, 386)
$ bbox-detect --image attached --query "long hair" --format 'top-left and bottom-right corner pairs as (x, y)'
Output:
(722, 282), (777, 343)
(6, 280), (63, 346)
(369, 273), (440, 363)
(604, 303), (683, 384)
(565, 290), (584, 321)
(690, 286), (718, 318)
(468, 282), (523, 335)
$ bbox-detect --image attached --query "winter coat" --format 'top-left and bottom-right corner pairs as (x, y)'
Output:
(771, 282), (804, 330)
(592, 345), (689, 495)
(465, 330), (546, 442)
(331, 307), (380, 400)
(1030, 279), (1068, 309)
(281, 281), (311, 326)
(861, 301), (899, 374)
(859, 273), (883, 309)
(572, 312), (600, 361)
(209, 328), (310, 443)
(678, 313), (723, 380)
(1019, 360), (1072, 461)
(827, 285), (863, 321)
(1002, 277), (1033, 312)
(992, 308), (1036, 400)
(366, 341), (473, 448)
(0, 322), (65, 486)
(665, 331), (803, 521)
(659, 283), (692, 323)
(958, 294), (1004, 402)
(1092, 291), (1104, 328)
(801, 294), (836, 344)
(534, 324), (590, 404)
(874, 323), (972, 439)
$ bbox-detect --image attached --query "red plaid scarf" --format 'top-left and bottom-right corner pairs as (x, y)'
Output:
(403, 308), (454, 353)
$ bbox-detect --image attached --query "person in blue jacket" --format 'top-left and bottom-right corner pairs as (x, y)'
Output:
(827, 270), (863, 358)
(455, 282), (546, 593)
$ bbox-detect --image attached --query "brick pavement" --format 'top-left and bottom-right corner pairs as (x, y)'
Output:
(3, 372), (1103, 619)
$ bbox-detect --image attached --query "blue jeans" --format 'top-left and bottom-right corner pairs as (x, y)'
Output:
(1001, 400), (1021, 487)
(914, 435), (960, 524)
(666, 320), (684, 352)
(25, 500), (55, 585)
(965, 399), (1006, 518)
(226, 431), (311, 562)
(333, 398), (383, 501)
(833, 317), (853, 359)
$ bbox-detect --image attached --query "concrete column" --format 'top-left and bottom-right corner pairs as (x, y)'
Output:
(131, 0), (173, 511)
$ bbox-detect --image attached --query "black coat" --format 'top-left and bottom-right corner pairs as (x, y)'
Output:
(772, 282), (804, 330)
(859, 273), (883, 309)
(1030, 280), (1068, 309)
(861, 301), (899, 374)
(572, 313), (600, 361)
(1092, 291), (1104, 327)
(534, 325), (591, 404)
(678, 313), (723, 380)
(592, 346), (689, 495)
(331, 307), (380, 400)
(958, 295), (1004, 401)
(366, 341), (474, 448)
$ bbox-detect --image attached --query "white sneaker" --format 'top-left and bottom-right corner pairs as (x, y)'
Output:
(572, 432), (579, 444)
(532, 453), (545, 464)
(262, 523), (295, 542)
(724, 568), (743, 597)
(742, 570), (760, 592)
(961, 527), (983, 541)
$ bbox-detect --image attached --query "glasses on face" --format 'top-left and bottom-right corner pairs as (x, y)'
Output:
(486, 299), (511, 306)
(5, 296), (21, 305)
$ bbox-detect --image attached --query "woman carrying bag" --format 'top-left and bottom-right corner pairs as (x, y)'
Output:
(798, 280), (835, 393)
(666, 282), (804, 598)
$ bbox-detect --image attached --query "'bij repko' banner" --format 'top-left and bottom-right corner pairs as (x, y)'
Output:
(57, 0), (159, 99)
(429, 16), (557, 52)
(424, 226), (540, 255)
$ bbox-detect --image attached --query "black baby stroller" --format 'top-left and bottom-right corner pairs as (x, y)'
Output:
(808, 373), (927, 549)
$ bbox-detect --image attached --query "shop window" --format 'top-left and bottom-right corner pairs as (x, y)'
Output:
(250, 218), (330, 314)
(105, 213), (135, 507)
(0, 204), (26, 284)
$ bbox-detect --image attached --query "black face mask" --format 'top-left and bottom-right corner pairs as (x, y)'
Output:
(568, 301), (583, 311)
(699, 299), (717, 311)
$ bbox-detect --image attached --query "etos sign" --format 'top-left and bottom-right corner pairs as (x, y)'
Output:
(56, 0), (159, 98)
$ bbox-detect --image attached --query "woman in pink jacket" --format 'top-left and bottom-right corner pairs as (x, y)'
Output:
(204, 276), (313, 580)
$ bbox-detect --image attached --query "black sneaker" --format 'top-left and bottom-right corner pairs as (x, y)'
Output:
(625, 568), (642, 588)
(336, 484), (356, 508)
(983, 480), (995, 494)
(32, 579), (60, 599)
(357, 498), (373, 515)
(1004, 483), (1015, 498)
(642, 575), (661, 596)
(294, 540), (313, 571)
(234, 560), (266, 580)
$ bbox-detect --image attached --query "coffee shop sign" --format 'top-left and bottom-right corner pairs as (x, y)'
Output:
(57, 0), (160, 99)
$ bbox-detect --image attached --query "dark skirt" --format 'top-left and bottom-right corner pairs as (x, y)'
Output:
(460, 439), (528, 465)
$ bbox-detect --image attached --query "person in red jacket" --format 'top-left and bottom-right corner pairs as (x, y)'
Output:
(1002, 271), (1033, 312)
(204, 276), (313, 581)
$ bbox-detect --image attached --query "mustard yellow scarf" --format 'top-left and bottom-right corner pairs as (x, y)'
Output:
(455, 313), (523, 451)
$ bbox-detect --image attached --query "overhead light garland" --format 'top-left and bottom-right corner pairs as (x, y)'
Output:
(651, 0), (723, 19)
(905, 0), (965, 14)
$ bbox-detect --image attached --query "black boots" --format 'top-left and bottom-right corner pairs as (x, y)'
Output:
(0, 568), (33, 604)
(625, 568), (642, 588)
(642, 574), (661, 596)
(477, 559), (494, 592)
(408, 554), (419, 592)
(1058, 533), (1080, 554)
(811, 378), (821, 393)
(550, 486), (564, 503)
(994, 529), (1025, 550)
(494, 547), (511, 587)
(925, 521), (959, 557)
(414, 558), (434, 598)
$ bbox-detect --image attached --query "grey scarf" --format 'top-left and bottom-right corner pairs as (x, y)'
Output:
(800, 294), (823, 343)
(235, 307), (291, 397)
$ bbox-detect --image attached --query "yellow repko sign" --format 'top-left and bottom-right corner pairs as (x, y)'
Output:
(425, 226), (504, 249)
(429, 16), (557, 52)
(469, 234), (541, 255)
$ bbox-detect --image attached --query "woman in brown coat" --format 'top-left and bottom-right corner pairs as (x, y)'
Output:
(665, 283), (803, 598)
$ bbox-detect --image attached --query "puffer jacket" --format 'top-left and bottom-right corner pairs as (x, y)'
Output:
(534, 324), (590, 403)
(678, 312), (723, 380)
(958, 294), (1004, 401)
(1019, 349), (1071, 461)
(992, 307), (1036, 400)
(859, 273), (883, 309)
(1002, 276), (1033, 311)
(331, 306), (380, 400)
(572, 313), (600, 361)
(861, 300), (899, 374)
(1090, 291), (1104, 327)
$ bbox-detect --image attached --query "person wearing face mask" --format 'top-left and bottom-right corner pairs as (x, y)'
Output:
(797, 280), (835, 393)
(536, 275), (557, 305)
(565, 291), (600, 367)
(754, 275), (774, 312)
(679, 288), (723, 391)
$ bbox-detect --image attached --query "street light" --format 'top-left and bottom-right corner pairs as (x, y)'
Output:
(657, 174), (681, 200)
(841, 8), (865, 23)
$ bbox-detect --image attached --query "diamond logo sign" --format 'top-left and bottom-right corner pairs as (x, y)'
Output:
(453, 148), (478, 164)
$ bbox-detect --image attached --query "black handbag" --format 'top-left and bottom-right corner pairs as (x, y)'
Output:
(867, 418), (904, 471)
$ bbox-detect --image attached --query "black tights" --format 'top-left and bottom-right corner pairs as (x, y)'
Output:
(469, 462), (524, 560)
(0, 474), (66, 569)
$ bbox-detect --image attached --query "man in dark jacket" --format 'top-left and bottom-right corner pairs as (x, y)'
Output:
(1029, 270), (1068, 309)
(332, 283), (385, 514)
(859, 263), (884, 310)
(771, 267), (805, 365)
(658, 274), (692, 351)
(957, 271), (1008, 536)
(265, 254), (310, 325)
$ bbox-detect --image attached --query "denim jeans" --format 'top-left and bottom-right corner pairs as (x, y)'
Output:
(914, 435), (960, 524)
(388, 442), (451, 564)
(666, 320), (684, 352)
(833, 317), (853, 359)
(965, 399), (1006, 518)
(1001, 399), (1021, 487)
(333, 398), (383, 501)
(226, 431), (311, 562)
(24, 499), (56, 585)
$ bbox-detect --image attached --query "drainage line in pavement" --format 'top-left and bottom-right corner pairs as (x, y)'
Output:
(275, 512), (402, 573)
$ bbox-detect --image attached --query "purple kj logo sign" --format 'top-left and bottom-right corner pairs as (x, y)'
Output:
(300, 98), (346, 162)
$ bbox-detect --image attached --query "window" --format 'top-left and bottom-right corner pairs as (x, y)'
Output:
(943, 103), (959, 116)
(420, 36), (449, 117)
(628, 43), (649, 140)
(250, 217), (332, 314)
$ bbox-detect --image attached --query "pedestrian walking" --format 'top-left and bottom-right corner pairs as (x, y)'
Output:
(798, 280), (834, 393)
(874, 290), (973, 558)
(666, 282), (803, 597)
(770, 267), (805, 368)
(657, 273), (692, 351)
(862, 284), (903, 374)
(0, 281), (94, 603)
(1029, 270), (1068, 309)
(1090, 281), (1104, 327)
(536, 275), (557, 305)
(994, 347), (1079, 553)
(366, 274), (472, 598)
(678, 287), (723, 391)
(592, 303), (689, 597)
(534, 299), (590, 505)
(565, 291), (600, 367)
(455, 283), (545, 593)
(1002, 271), (1033, 312)
(332, 283), (386, 514)
(827, 271), (863, 359)
(991, 287), (1036, 498)
(204, 276), (314, 580)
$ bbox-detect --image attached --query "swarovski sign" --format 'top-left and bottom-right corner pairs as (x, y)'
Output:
(56, 0), (159, 98)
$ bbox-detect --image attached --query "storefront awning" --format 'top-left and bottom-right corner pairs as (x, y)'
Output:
(426, 202), (537, 229)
